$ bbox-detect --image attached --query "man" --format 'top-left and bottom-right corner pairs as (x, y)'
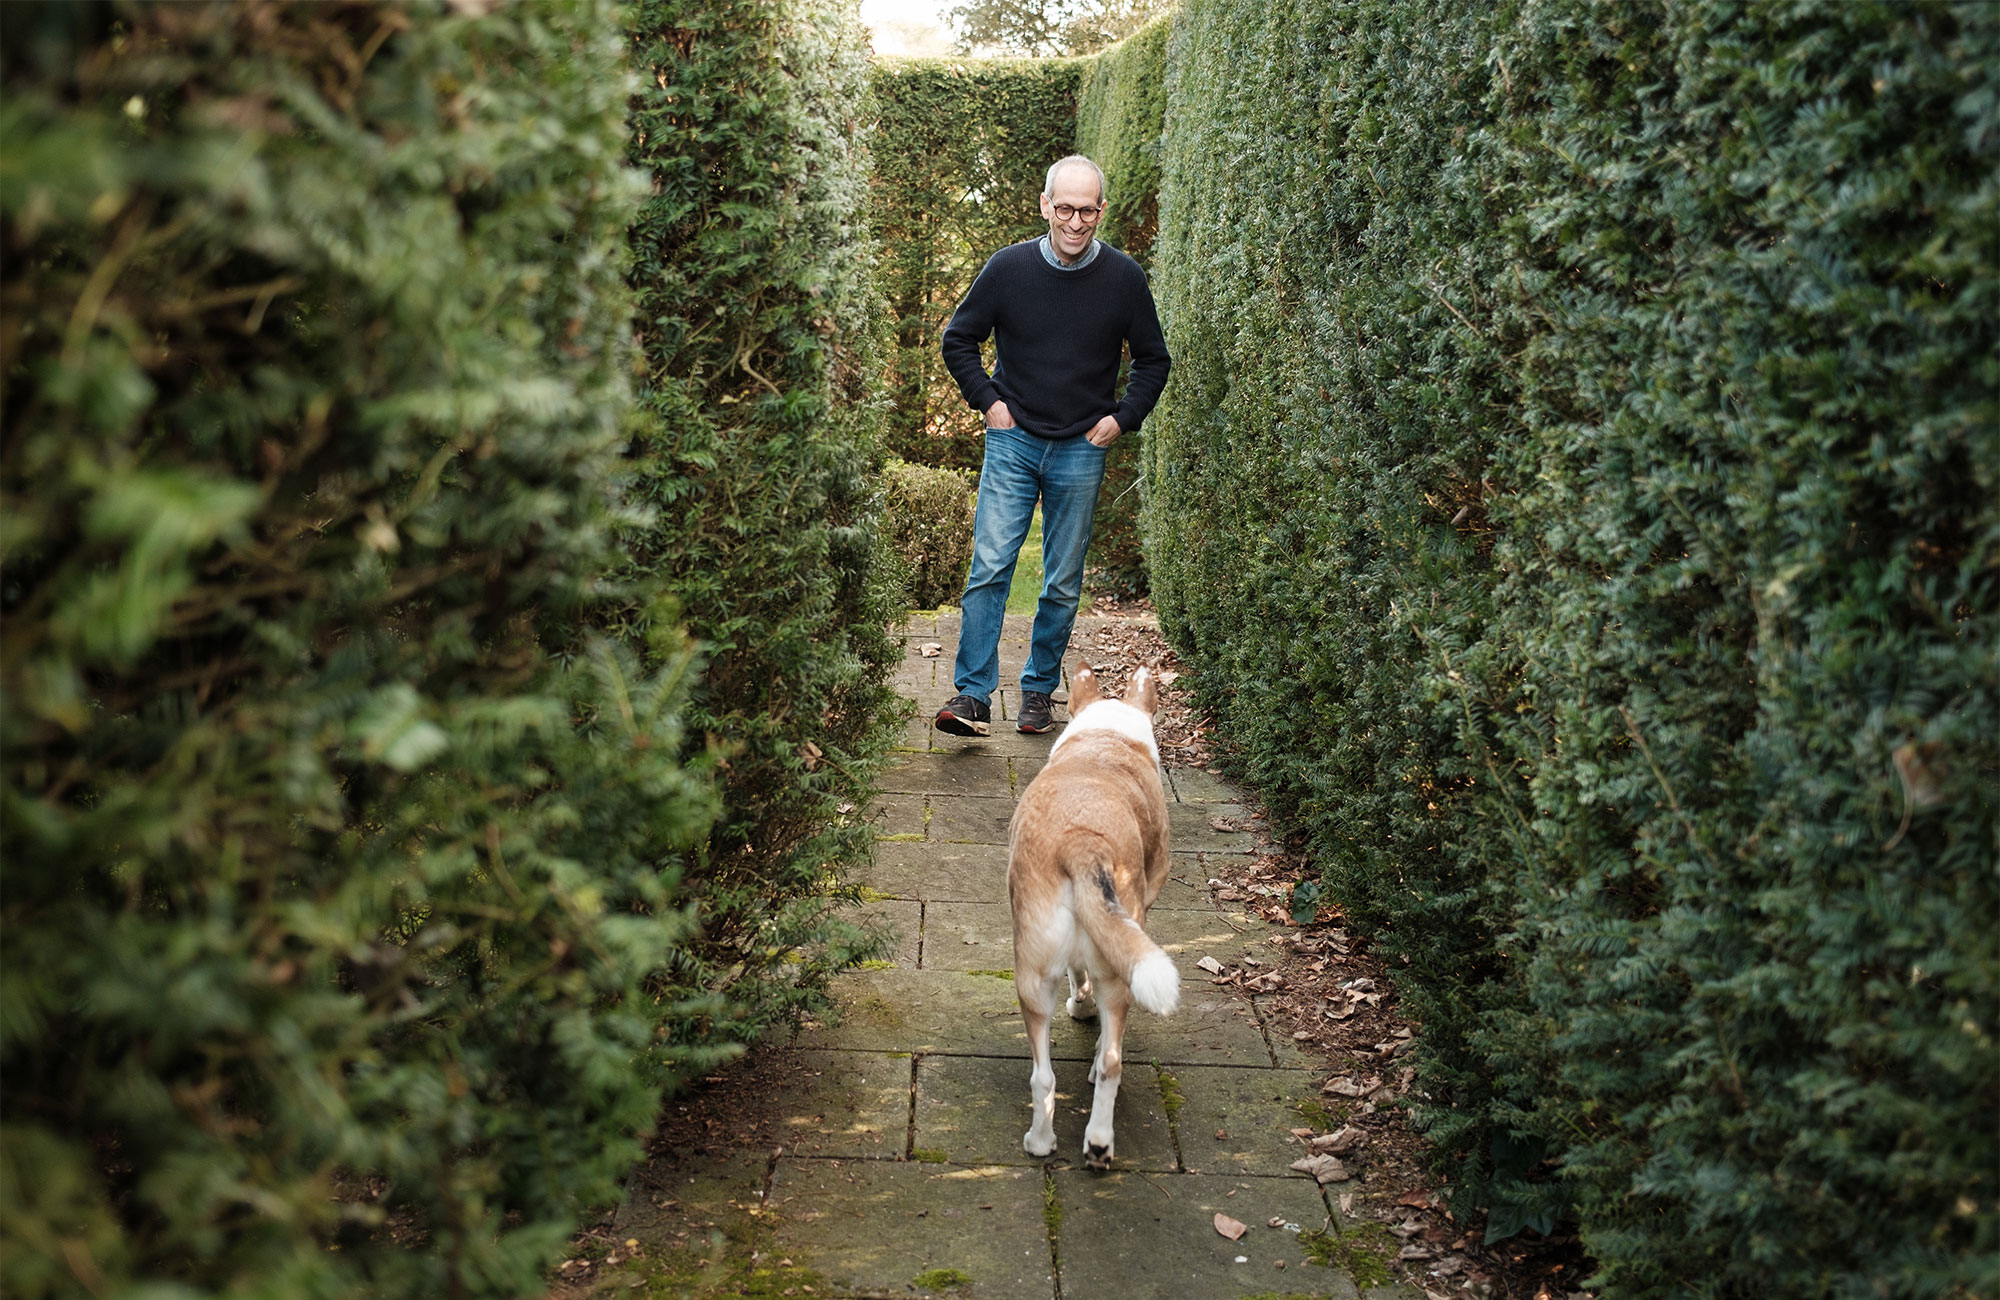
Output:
(935, 154), (1171, 736)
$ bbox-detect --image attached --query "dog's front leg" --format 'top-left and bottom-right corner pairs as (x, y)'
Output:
(1082, 995), (1128, 1169)
(1020, 1001), (1058, 1158)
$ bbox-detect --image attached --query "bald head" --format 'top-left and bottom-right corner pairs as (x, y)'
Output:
(1043, 154), (1106, 204)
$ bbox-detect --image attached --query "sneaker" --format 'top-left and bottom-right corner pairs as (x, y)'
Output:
(935, 693), (991, 736)
(1016, 690), (1058, 734)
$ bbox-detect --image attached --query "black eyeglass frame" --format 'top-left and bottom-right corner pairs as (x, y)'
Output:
(1050, 203), (1106, 223)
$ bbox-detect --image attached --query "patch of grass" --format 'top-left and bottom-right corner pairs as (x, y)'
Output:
(965, 968), (1015, 980)
(855, 959), (898, 972)
(911, 1266), (975, 1291)
(1299, 1222), (1396, 1290)
(911, 1147), (948, 1164)
(1005, 508), (1044, 616)
(876, 832), (925, 842)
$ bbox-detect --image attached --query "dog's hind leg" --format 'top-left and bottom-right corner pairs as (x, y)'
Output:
(1017, 977), (1059, 1158)
(1065, 967), (1098, 1021)
(1082, 992), (1129, 1169)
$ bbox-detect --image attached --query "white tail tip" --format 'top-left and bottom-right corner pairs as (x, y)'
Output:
(1130, 951), (1179, 1016)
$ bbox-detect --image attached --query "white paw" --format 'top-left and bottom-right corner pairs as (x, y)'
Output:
(1066, 994), (1099, 1021)
(1023, 1130), (1056, 1158)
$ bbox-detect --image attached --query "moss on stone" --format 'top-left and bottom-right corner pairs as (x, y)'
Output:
(1299, 1221), (1396, 1290)
(911, 1266), (975, 1290)
(911, 1146), (948, 1163)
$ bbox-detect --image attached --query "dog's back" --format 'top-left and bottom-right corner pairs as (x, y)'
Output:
(1009, 722), (1177, 1015)
(1008, 665), (1178, 1168)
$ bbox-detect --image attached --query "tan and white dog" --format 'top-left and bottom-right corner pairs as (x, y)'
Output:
(1008, 663), (1179, 1169)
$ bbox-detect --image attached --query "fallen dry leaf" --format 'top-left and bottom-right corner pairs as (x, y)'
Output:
(1289, 1154), (1350, 1184)
(1214, 1213), (1248, 1241)
(1311, 1126), (1367, 1155)
(1195, 955), (1226, 975)
(918, 642), (942, 657)
(1323, 1076), (1369, 1097)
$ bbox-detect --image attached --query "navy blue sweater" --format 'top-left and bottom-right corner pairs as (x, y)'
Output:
(941, 239), (1171, 440)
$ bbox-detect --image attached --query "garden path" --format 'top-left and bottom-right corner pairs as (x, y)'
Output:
(561, 612), (1422, 1300)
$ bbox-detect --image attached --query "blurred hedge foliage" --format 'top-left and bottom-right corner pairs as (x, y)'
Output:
(1072, 13), (1171, 594)
(1133, 0), (1998, 1295)
(0, 0), (898, 1295)
(620, 0), (902, 1045)
(867, 56), (1081, 473)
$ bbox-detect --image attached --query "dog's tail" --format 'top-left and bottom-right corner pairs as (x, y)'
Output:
(1072, 860), (1179, 1016)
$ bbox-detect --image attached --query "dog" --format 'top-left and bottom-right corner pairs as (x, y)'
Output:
(1008, 662), (1179, 1169)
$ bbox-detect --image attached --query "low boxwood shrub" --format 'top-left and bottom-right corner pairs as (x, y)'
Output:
(882, 459), (977, 609)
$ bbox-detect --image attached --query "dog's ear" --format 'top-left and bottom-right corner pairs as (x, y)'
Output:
(1071, 662), (1101, 711)
(1131, 666), (1160, 715)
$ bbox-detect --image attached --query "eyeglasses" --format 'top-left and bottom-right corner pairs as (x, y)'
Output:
(1051, 203), (1105, 224)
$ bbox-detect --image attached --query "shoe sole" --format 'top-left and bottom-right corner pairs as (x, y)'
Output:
(1016, 718), (1058, 734)
(936, 710), (990, 737)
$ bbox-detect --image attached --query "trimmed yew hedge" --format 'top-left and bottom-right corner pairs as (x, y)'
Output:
(621, 0), (902, 1052)
(1135, 1), (1998, 1294)
(0, 1), (898, 1295)
(866, 56), (1082, 473)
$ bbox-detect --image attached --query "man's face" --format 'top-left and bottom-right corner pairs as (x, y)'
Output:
(1039, 165), (1104, 263)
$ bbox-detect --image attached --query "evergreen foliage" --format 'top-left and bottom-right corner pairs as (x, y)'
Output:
(881, 460), (977, 610)
(1071, 12), (1172, 593)
(622, 0), (903, 1047)
(866, 56), (1081, 472)
(0, 2), (730, 1296)
(1138, 0), (1998, 1294)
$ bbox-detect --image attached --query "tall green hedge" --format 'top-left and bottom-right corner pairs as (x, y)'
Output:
(1072, 14), (1172, 595)
(621, 0), (902, 1047)
(867, 57), (1081, 471)
(1137, 0), (1998, 1295)
(0, 3), (727, 1296)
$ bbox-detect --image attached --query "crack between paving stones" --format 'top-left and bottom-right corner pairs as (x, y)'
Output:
(1042, 1167), (1063, 1300)
(904, 1052), (920, 1161)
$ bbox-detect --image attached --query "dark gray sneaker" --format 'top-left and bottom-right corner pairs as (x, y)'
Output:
(935, 693), (991, 736)
(1016, 690), (1057, 734)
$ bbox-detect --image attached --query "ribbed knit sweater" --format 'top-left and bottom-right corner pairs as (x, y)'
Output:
(941, 238), (1171, 440)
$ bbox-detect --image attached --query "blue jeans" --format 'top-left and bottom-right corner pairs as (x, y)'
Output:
(954, 425), (1107, 704)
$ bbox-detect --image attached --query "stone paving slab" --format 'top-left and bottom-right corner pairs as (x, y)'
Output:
(929, 794), (1015, 845)
(881, 752), (1015, 798)
(1169, 801), (1262, 853)
(1049, 1170), (1351, 1300)
(913, 1054), (1179, 1173)
(920, 900), (1016, 971)
(766, 1159), (1054, 1300)
(870, 793), (927, 840)
(1116, 989), (1276, 1068)
(1164, 1065), (1326, 1177)
(794, 968), (1028, 1056)
(856, 898), (921, 967)
(869, 842), (1010, 903)
(761, 1049), (913, 1160)
(1166, 767), (1247, 804)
